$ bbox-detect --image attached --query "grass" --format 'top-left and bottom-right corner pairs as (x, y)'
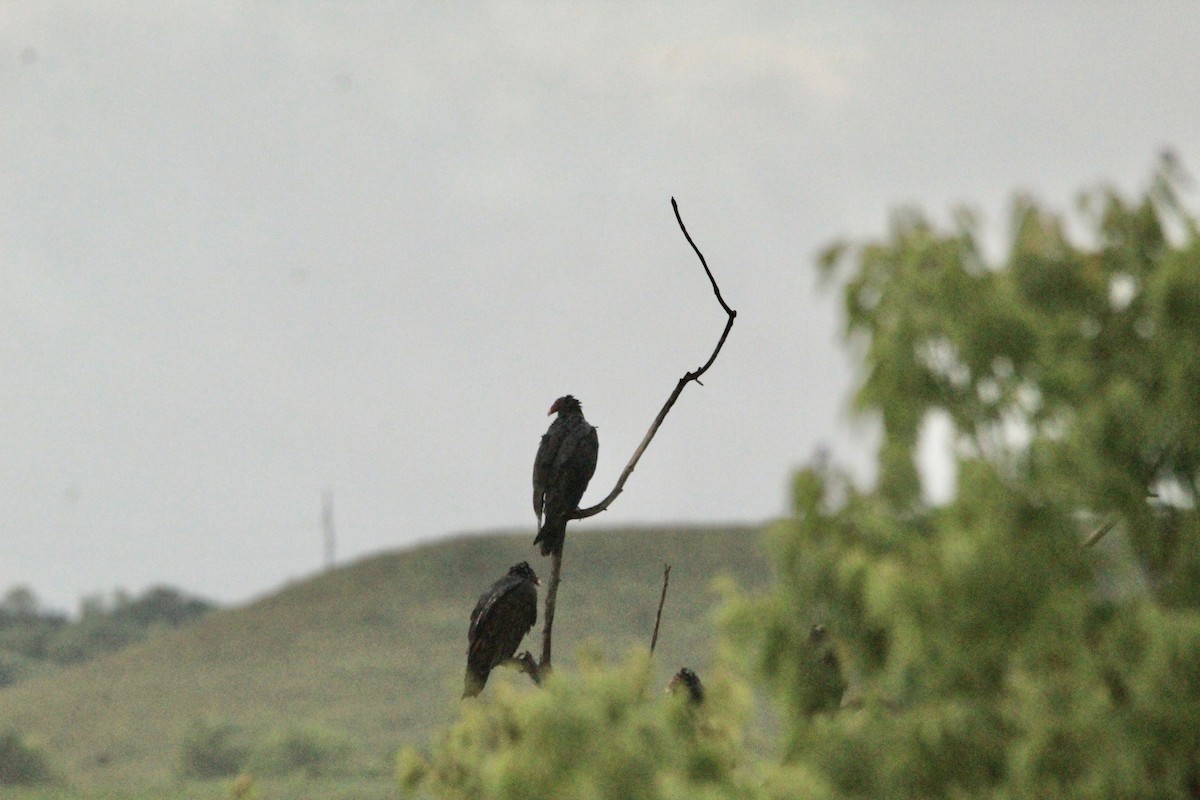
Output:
(0, 524), (770, 796)
(6, 775), (398, 800)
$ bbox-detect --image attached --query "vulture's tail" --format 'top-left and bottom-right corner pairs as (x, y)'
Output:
(533, 516), (566, 556)
(462, 668), (486, 699)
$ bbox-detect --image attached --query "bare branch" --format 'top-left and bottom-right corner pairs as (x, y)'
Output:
(650, 564), (671, 654)
(538, 548), (564, 671)
(1083, 517), (1117, 549)
(573, 199), (737, 521)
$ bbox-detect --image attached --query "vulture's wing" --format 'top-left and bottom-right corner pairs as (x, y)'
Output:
(556, 421), (598, 507)
(532, 425), (561, 523)
(469, 574), (518, 644)
(468, 577), (538, 671)
(549, 417), (585, 473)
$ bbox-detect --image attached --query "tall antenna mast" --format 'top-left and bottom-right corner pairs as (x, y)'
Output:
(322, 489), (336, 571)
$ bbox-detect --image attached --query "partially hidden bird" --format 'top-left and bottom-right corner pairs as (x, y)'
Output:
(532, 395), (599, 556)
(667, 667), (705, 704)
(463, 561), (540, 698)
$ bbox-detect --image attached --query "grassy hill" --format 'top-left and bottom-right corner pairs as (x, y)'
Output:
(0, 524), (770, 794)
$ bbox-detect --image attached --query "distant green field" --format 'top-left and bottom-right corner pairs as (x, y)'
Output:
(7, 775), (397, 800)
(0, 524), (770, 796)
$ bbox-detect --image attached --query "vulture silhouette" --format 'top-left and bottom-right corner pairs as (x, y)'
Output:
(532, 395), (599, 556)
(667, 667), (705, 704)
(463, 561), (540, 698)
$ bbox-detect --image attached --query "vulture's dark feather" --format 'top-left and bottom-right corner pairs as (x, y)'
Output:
(463, 562), (539, 698)
(533, 395), (599, 556)
(668, 667), (705, 704)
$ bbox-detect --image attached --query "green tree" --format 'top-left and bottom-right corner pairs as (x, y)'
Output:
(40, 586), (215, 666)
(112, 585), (215, 628)
(0, 587), (67, 670)
(726, 154), (1200, 798)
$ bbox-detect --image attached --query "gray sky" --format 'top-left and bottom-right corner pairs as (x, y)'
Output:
(3, 3), (1198, 611)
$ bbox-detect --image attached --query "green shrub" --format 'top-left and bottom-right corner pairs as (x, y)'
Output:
(248, 722), (356, 778)
(0, 729), (58, 785)
(404, 650), (766, 800)
(0, 650), (47, 688)
(178, 718), (249, 779)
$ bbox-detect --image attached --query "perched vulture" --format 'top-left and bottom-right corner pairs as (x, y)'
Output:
(532, 395), (599, 556)
(463, 561), (540, 698)
(667, 667), (705, 704)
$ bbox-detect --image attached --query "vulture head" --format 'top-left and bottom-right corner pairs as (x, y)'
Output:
(509, 560), (541, 586)
(549, 395), (583, 416)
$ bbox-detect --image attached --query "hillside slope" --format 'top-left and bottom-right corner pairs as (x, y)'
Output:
(0, 524), (769, 789)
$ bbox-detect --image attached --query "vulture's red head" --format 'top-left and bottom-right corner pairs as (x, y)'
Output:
(548, 395), (583, 416)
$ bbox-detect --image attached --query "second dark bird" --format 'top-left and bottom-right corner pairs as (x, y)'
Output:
(532, 395), (599, 556)
(668, 667), (705, 704)
(463, 561), (540, 698)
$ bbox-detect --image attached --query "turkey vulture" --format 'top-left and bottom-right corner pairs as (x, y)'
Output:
(532, 395), (599, 556)
(667, 667), (705, 704)
(463, 561), (540, 698)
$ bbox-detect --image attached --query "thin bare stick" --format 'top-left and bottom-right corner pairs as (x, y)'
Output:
(573, 198), (736, 521)
(650, 564), (671, 654)
(1083, 517), (1117, 549)
(539, 548), (564, 671)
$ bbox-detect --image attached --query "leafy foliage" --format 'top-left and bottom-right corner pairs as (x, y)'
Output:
(723, 156), (1200, 798)
(402, 651), (767, 800)
(817, 154), (1200, 597)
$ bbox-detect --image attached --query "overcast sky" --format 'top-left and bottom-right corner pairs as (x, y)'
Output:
(3, 3), (1198, 611)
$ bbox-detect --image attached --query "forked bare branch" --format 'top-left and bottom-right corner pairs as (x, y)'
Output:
(572, 198), (737, 521)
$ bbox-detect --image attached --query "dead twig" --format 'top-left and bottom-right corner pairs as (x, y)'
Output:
(573, 198), (737, 521)
(1083, 517), (1117, 549)
(650, 564), (671, 654)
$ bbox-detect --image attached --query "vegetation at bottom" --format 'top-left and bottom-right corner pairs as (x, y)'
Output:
(402, 157), (1200, 798)
(402, 650), (763, 800)
(4, 775), (399, 800)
